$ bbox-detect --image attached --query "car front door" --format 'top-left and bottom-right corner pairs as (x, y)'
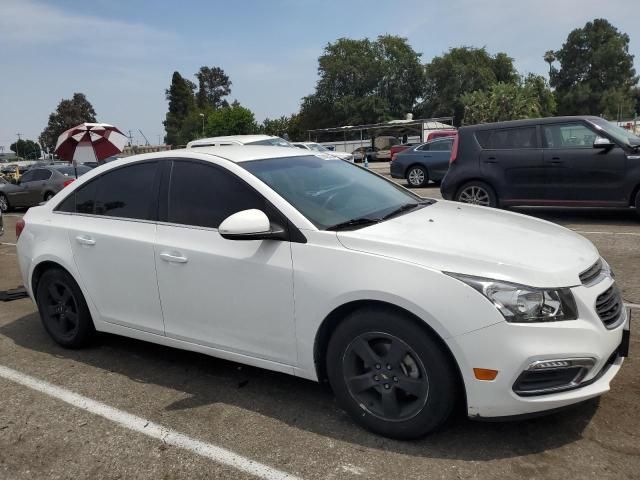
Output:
(24, 169), (52, 205)
(477, 126), (546, 202)
(154, 160), (297, 365)
(59, 160), (165, 334)
(541, 121), (628, 204)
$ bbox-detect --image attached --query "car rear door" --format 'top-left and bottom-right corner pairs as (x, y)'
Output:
(426, 138), (454, 180)
(154, 159), (297, 365)
(477, 126), (546, 202)
(59, 160), (165, 334)
(541, 121), (628, 204)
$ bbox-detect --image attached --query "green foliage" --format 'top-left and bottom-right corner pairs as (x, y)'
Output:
(39, 93), (97, 151)
(299, 35), (424, 130)
(205, 104), (258, 137)
(259, 114), (304, 141)
(164, 71), (196, 146)
(461, 75), (555, 124)
(421, 47), (518, 125)
(195, 66), (232, 109)
(550, 19), (638, 117)
(10, 139), (41, 159)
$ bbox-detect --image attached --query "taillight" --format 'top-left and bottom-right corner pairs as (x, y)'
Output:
(391, 153), (397, 162)
(16, 218), (25, 240)
(63, 179), (75, 187)
(449, 135), (459, 164)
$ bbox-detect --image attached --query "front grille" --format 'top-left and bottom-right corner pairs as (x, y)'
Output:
(580, 259), (602, 285)
(595, 285), (623, 328)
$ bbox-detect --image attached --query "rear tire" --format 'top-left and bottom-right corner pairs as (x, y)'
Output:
(455, 181), (498, 208)
(406, 165), (428, 187)
(326, 307), (457, 439)
(0, 193), (9, 212)
(36, 268), (95, 348)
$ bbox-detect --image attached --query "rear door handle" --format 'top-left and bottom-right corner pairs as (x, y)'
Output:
(160, 252), (188, 263)
(75, 235), (96, 246)
(484, 157), (497, 164)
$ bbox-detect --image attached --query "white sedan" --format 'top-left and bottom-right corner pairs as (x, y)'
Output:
(16, 146), (629, 439)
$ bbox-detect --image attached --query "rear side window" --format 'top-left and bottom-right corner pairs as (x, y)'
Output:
(31, 169), (52, 181)
(168, 161), (265, 229)
(56, 162), (159, 220)
(475, 127), (538, 149)
(430, 140), (453, 151)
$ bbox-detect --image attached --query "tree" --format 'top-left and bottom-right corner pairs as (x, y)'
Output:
(550, 19), (638, 118)
(39, 93), (97, 151)
(420, 47), (518, 125)
(10, 139), (41, 159)
(164, 71), (195, 146)
(299, 36), (424, 130)
(205, 103), (258, 137)
(260, 114), (305, 141)
(461, 75), (555, 124)
(195, 66), (232, 109)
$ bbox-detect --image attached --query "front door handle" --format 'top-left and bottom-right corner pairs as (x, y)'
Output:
(75, 235), (96, 246)
(159, 252), (188, 263)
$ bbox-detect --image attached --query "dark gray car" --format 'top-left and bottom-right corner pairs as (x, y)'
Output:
(390, 137), (454, 187)
(0, 165), (91, 212)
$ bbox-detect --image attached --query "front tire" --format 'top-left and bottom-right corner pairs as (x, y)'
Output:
(326, 307), (457, 439)
(455, 181), (498, 208)
(406, 165), (428, 187)
(36, 268), (95, 348)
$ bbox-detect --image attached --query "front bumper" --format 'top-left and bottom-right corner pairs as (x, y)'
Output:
(389, 161), (404, 179)
(448, 280), (628, 419)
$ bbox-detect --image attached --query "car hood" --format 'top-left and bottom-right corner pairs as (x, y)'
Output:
(336, 201), (598, 288)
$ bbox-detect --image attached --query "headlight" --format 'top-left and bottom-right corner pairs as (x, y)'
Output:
(447, 273), (578, 323)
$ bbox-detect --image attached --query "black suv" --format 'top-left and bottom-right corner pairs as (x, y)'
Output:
(440, 116), (640, 215)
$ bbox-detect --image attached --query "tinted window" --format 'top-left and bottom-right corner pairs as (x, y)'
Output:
(91, 162), (158, 219)
(416, 144), (430, 151)
(542, 123), (596, 148)
(476, 127), (538, 149)
(19, 171), (36, 183)
(76, 181), (98, 214)
(168, 161), (265, 229)
(32, 169), (52, 181)
(430, 140), (452, 151)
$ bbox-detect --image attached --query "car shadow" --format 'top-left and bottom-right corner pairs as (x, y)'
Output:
(1, 313), (599, 461)
(510, 206), (639, 226)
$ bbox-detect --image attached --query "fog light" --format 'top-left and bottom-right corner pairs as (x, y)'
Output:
(513, 357), (596, 396)
(530, 360), (572, 369)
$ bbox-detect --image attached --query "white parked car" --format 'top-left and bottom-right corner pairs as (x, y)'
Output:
(16, 146), (629, 439)
(292, 142), (354, 162)
(186, 134), (292, 148)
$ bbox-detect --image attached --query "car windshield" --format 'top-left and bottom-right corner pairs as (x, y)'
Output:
(242, 156), (425, 230)
(247, 137), (292, 147)
(589, 118), (640, 147)
(307, 143), (329, 152)
(54, 165), (91, 177)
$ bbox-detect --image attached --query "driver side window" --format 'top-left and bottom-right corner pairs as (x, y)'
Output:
(167, 161), (267, 229)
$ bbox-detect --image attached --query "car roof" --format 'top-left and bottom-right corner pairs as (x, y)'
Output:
(113, 146), (313, 165)
(462, 116), (602, 131)
(187, 134), (281, 145)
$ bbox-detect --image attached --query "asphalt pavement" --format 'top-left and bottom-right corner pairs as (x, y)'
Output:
(1, 170), (639, 479)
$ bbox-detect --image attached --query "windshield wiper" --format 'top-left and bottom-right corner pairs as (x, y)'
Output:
(381, 201), (431, 220)
(326, 217), (382, 231)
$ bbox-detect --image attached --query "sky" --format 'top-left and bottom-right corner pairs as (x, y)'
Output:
(1, 0), (639, 151)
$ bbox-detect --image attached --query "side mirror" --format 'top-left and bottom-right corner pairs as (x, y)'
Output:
(593, 136), (614, 149)
(219, 209), (286, 241)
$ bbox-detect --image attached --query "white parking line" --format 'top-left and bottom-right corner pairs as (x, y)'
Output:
(0, 242), (17, 246)
(0, 365), (301, 480)
(626, 303), (640, 310)
(574, 230), (640, 237)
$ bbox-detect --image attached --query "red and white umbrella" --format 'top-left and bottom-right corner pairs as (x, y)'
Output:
(55, 123), (128, 164)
